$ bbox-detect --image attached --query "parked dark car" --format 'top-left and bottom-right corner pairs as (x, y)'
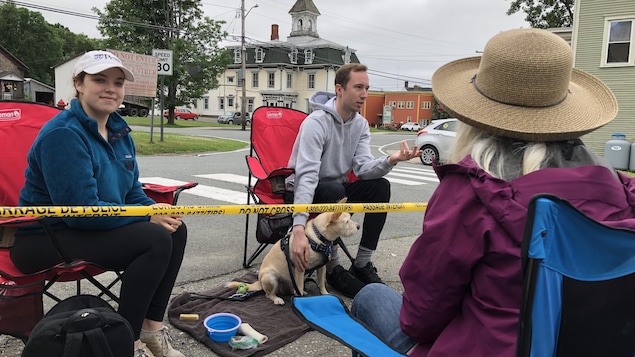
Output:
(217, 111), (251, 125)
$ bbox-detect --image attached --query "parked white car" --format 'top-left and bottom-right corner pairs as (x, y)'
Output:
(400, 122), (421, 131)
(414, 118), (457, 165)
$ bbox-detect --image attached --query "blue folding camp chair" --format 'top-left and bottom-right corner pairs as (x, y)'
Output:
(292, 295), (404, 357)
(517, 194), (635, 357)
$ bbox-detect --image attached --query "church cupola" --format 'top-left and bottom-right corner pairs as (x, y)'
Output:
(288, 0), (321, 38)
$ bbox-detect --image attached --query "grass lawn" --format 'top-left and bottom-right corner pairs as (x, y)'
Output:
(125, 116), (247, 155)
(125, 116), (394, 133)
(130, 131), (247, 155)
(125, 116), (222, 128)
(124, 115), (405, 155)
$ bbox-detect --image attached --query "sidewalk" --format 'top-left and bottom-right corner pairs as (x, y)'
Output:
(0, 235), (417, 356)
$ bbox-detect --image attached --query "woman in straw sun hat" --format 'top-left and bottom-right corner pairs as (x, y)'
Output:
(352, 28), (635, 356)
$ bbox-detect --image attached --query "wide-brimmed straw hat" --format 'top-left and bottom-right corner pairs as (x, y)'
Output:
(431, 28), (618, 141)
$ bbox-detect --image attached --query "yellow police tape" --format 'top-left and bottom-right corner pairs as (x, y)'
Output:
(0, 202), (428, 218)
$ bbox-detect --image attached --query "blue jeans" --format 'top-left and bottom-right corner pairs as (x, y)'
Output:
(351, 283), (417, 355)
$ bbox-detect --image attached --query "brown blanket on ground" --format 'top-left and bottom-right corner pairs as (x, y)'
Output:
(168, 272), (311, 357)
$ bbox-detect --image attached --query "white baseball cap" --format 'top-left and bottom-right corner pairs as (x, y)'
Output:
(73, 50), (135, 82)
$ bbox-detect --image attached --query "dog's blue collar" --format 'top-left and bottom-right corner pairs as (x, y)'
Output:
(309, 223), (333, 259)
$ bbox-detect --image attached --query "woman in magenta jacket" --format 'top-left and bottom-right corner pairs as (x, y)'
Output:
(352, 28), (635, 356)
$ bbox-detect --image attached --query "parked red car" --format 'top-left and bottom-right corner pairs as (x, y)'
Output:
(163, 108), (199, 120)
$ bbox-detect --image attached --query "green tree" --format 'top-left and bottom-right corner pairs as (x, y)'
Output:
(49, 24), (104, 60)
(507, 0), (574, 28)
(95, 0), (231, 124)
(0, 4), (103, 86)
(0, 3), (63, 85)
(430, 98), (450, 120)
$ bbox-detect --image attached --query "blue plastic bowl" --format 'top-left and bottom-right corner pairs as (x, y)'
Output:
(203, 313), (241, 342)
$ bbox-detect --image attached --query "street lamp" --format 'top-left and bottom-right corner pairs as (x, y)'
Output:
(241, 1), (259, 131)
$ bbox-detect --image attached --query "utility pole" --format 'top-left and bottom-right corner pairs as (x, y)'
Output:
(240, 0), (247, 131)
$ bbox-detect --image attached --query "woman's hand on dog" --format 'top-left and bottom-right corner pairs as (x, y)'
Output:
(291, 225), (310, 272)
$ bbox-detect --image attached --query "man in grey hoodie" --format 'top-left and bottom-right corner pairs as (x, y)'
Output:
(285, 64), (421, 297)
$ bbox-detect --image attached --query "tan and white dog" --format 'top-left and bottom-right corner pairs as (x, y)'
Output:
(227, 198), (359, 305)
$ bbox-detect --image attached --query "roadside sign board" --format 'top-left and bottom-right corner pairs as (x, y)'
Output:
(153, 49), (173, 76)
(382, 105), (392, 124)
(107, 49), (157, 97)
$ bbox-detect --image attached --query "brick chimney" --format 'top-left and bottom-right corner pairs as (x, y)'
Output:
(404, 81), (409, 89)
(271, 24), (279, 40)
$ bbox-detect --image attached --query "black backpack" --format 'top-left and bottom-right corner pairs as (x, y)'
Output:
(22, 294), (134, 357)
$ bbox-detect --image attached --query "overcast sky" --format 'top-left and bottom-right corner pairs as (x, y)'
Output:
(21, 0), (529, 91)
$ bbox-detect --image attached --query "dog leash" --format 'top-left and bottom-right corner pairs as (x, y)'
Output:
(281, 223), (334, 296)
(281, 232), (304, 296)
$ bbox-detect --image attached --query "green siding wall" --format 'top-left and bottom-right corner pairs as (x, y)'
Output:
(576, 0), (635, 159)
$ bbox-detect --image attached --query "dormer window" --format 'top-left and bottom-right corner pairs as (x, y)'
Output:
(233, 49), (241, 64)
(255, 48), (265, 63)
(304, 49), (314, 64)
(289, 48), (298, 64)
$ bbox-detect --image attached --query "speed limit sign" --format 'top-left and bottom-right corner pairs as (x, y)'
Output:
(152, 49), (173, 76)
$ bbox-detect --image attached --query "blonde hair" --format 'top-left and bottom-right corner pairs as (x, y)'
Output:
(449, 121), (550, 180)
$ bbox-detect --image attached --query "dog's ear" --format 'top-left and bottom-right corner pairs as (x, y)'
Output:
(330, 211), (343, 222)
(337, 197), (348, 204)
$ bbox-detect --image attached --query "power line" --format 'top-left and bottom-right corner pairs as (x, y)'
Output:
(6, 0), (432, 84)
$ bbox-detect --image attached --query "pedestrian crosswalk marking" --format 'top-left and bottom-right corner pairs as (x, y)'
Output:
(384, 176), (423, 186)
(142, 166), (438, 204)
(393, 167), (438, 176)
(388, 171), (439, 183)
(194, 173), (249, 186)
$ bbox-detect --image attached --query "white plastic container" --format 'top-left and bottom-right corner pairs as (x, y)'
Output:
(604, 134), (630, 170)
(630, 142), (635, 172)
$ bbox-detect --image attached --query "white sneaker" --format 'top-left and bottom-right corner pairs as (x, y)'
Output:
(140, 326), (185, 357)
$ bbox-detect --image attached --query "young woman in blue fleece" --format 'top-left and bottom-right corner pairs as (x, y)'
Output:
(11, 50), (186, 357)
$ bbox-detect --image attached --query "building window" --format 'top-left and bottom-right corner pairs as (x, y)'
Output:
(307, 73), (315, 89)
(248, 98), (254, 112)
(228, 96), (234, 107)
(289, 48), (298, 64)
(255, 48), (265, 63)
(397, 101), (405, 109)
(227, 76), (234, 83)
(603, 18), (634, 65)
(287, 72), (293, 88)
(421, 101), (431, 109)
(406, 101), (414, 109)
(268, 72), (275, 88)
(233, 49), (241, 64)
(252, 72), (259, 88)
(304, 49), (314, 64)
(219, 97), (225, 110)
(204, 97), (209, 110)
(389, 101), (396, 108)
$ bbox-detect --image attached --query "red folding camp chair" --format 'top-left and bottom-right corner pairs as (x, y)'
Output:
(0, 100), (196, 341)
(243, 106), (309, 267)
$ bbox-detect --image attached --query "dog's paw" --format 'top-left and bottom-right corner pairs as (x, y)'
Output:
(274, 297), (285, 305)
(319, 289), (329, 295)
